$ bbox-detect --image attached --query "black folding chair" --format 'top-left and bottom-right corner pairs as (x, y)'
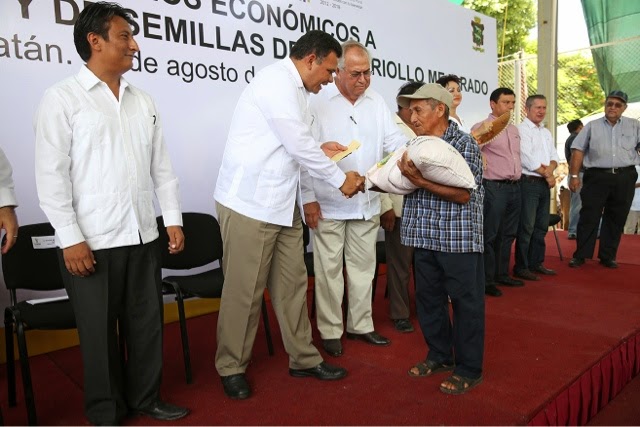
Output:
(2, 222), (76, 426)
(549, 213), (564, 260)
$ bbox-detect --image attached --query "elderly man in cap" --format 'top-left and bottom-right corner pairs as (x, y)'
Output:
(396, 83), (485, 395)
(568, 90), (640, 269)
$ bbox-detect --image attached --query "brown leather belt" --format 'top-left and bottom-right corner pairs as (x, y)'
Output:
(521, 174), (546, 182)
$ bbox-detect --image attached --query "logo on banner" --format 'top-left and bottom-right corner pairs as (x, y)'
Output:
(471, 16), (485, 53)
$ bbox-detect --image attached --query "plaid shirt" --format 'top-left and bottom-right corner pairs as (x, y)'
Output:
(401, 121), (484, 253)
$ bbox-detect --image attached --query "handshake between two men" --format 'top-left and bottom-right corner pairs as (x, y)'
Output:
(321, 141), (366, 198)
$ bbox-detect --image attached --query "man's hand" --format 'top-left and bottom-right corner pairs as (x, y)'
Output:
(0, 206), (18, 254)
(339, 171), (365, 198)
(166, 225), (185, 254)
(569, 176), (581, 192)
(63, 242), (96, 277)
(380, 209), (396, 232)
(303, 202), (323, 229)
(321, 141), (348, 159)
(546, 175), (556, 188)
(398, 151), (424, 186)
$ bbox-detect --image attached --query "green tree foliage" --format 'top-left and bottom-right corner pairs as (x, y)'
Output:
(500, 51), (602, 124)
(462, 0), (536, 58)
(556, 53), (603, 122)
(465, 0), (602, 124)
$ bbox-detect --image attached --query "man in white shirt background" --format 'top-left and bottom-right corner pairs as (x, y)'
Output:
(34, 3), (188, 425)
(379, 81), (423, 333)
(0, 146), (19, 254)
(514, 94), (559, 281)
(214, 31), (364, 401)
(302, 40), (408, 358)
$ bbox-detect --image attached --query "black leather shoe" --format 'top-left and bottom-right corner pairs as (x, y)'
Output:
(514, 269), (540, 281)
(568, 233), (577, 240)
(136, 400), (189, 421)
(599, 259), (618, 269)
(322, 339), (343, 357)
(532, 265), (556, 275)
(484, 284), (502, 297)
(221, 373), (251, 400)
(495, 276), (525, 287)
(569, 257), (585, 268)
(393, 318), (414, 333)
(289, 361), (347, 380)
(346, 331), (391, 346)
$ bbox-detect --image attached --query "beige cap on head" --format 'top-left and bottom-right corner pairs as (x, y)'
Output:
(397, 83), (453, 109)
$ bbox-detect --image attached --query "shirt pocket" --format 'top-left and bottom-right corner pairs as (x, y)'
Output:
(131, 114), (155, 146)
(253, 170), (296, 208)
(621, 133), (638, 151)
(75, 193), (120, 239)
(71, 111), (103, 151)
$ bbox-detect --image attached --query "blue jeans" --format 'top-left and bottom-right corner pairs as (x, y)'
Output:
(567, 172), (583, 235)
(515, 177), (550, 272)
(482, 180), (521, 283)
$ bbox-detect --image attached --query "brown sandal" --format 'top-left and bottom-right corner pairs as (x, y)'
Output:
(407, 359), (454, 377)
(439, 374), (483, 395)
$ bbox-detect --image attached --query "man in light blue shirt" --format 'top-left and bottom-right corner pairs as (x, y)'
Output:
(568, 90), (640, 268)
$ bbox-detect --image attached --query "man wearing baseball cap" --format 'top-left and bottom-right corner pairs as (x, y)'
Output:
(396, 83), (485, 395)
(568, 90), (640, 269)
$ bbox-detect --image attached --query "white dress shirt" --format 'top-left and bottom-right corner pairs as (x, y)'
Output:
(518, 117), (559, 176)
(380, 114), (416, 218)
(214, 58), (346, 227)
(632, 165), (640, 211)
(301, 84), (408, 220)
(0, 147), (18, 208)
(34, 66), (182, 250)
(450, 116), (469, 133)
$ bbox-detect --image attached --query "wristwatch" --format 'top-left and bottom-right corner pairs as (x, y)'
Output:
(570, 174), (579, 179)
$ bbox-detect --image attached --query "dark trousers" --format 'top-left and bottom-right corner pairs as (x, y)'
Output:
(515, 177), (550, 272)
(574, 167), (638, 261)
(482, 180), (521, 283)
(384, 217), (415, 320)
(59, 239), (163, 425)
(414, 249), (485, 379)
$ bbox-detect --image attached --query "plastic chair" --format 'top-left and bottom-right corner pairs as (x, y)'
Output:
(548, 213), (564, 260)
(2, 222), (76, 426)
(156, 213), (273, 384)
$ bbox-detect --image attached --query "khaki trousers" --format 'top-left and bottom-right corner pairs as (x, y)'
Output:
(624, 210), (640, 234)
(215, 203), (322, 376)
(313, 216), (380, 339)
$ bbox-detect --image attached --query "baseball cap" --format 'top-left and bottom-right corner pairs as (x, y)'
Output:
(397, 83), (453, 109)
(607, 90), (628, 103)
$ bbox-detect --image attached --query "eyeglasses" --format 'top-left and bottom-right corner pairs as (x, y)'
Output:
(347, 70), (372, 79)
(606, 101), (625, 108)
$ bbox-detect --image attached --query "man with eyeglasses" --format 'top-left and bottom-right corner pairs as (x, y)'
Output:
(568, 90), (640, 269)
(301, 40), (407, 358)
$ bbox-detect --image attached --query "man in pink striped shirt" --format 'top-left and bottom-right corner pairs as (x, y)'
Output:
(471, 88), (523, 297)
